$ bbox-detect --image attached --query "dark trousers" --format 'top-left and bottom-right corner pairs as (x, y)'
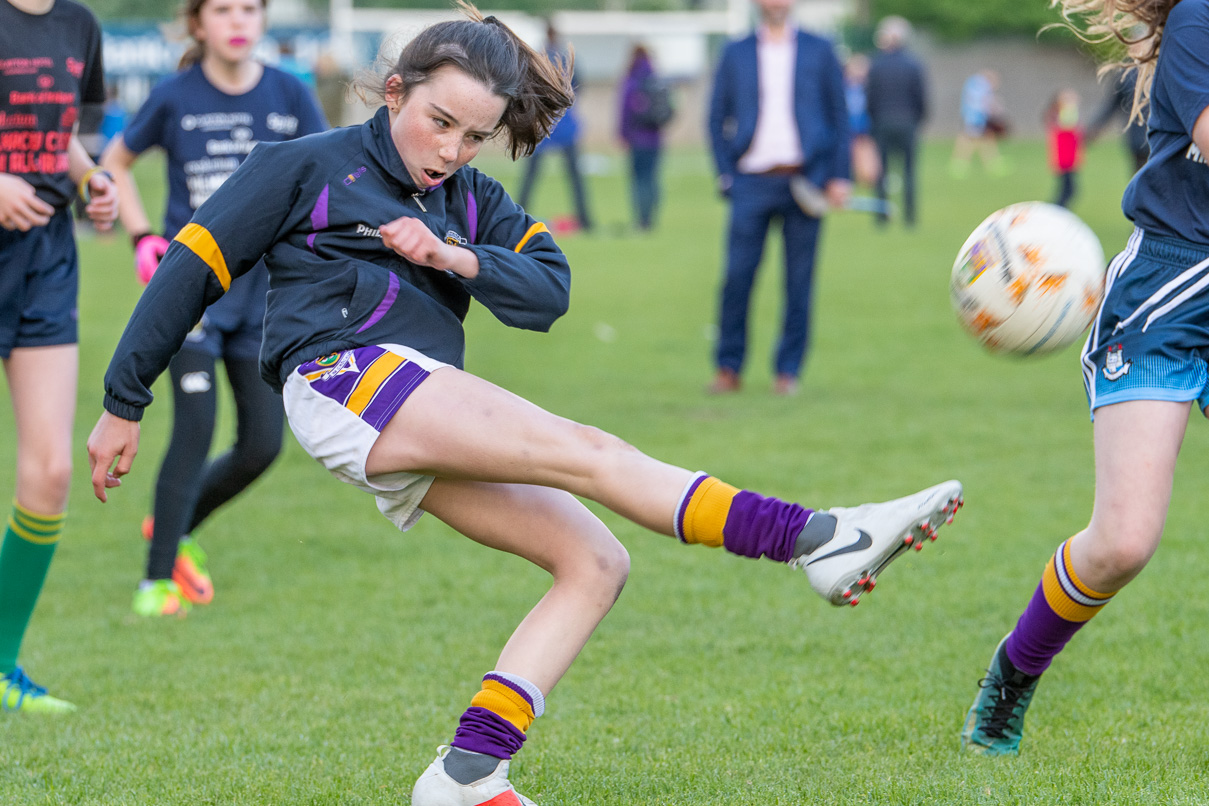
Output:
(716, 172), (822, 379)
(1054, 171), (1077, 208)
(517, 142), (592, 230)
(873, 124), (919, 225)
(628, 146), (661, 229)
(146, 350), (284, 579)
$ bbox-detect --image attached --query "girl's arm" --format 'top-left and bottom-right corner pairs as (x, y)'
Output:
(1193, 104), (1209, 156)
(67, 134), (117, 230)
(100, 136), (154, 238)
(100, 136), (169, 282)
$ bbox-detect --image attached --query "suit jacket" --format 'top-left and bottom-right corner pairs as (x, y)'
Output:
(707, 28), (850, 187)
(866, 48), (928, 131)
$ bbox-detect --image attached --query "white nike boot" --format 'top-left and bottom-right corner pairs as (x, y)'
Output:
(412, 746), (537, 806)
(789, 480), (963, 606)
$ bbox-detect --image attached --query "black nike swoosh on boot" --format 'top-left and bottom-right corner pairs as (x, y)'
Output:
(805, 529), (873, 565)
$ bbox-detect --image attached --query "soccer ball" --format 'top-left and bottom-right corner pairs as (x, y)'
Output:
(950, 201), (1106, 355)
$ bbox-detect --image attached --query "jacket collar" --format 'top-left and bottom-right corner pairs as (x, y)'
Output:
(362, 105), (426, 196)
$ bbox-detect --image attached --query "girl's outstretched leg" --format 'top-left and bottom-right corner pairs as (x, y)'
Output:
(410, 478), (629, 806)
(368, 366), (963, 607)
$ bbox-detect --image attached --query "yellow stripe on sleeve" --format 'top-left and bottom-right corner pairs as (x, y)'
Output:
(346, 352), (405, 415)
(174, 223), (231, 291)
(514, 222), (550, 253)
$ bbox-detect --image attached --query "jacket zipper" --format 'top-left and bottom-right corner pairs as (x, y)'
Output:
(412, 193), (427, 212)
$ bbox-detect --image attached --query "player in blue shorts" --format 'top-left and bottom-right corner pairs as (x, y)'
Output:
(0, 0), (118, 712)
(962, 0), (1209, 756)
(86, 5), (962, 802)
(101, 0), (327, 618)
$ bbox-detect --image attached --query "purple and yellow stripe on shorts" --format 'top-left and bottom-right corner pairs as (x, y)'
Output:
(1041, 539), (1114, 622)
(296, 345), (430, 432)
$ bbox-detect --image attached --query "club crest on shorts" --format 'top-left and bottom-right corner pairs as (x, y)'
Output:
(304, 350), (360, 382)
(1103, 343), (1131, 381)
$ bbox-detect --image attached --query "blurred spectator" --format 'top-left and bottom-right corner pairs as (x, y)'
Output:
(275, 38), (314, 88)
(1087, 68), (1149, 174)
(706, 0), (850, 397)
(618, 44), (671, 231)
(314, 50), (349, 127)
(1046, 89), (1083, 208)
(950, 70), (1009, 177)
(517, 21), (592, 233)
(99, 84), (126, 153)
(865, 16), (927, 227)
(843, 53), (880, 188)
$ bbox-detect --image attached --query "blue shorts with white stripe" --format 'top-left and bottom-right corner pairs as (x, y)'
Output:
(1082, 228), (1209, 416)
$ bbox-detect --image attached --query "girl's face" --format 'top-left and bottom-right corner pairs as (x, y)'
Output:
(193, 0), (265, 66)
(387, 65), (507, 190)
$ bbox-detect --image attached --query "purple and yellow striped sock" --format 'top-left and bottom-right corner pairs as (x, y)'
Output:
(451, 671), (545, 760)
(674, 472), (813, 562)
(1006, 539), (1115, 676)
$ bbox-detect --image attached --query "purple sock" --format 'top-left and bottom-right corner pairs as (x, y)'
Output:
(451, 707), (525, 760)
(721, 491), (812, 563)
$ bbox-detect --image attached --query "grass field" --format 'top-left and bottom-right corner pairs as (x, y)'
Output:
(3, 137), (1209, 805)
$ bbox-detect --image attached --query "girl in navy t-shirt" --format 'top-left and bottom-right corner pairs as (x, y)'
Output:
(101, 0), (326, 618)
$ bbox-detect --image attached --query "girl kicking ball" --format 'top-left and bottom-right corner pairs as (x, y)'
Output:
(87, 4), (962, 801)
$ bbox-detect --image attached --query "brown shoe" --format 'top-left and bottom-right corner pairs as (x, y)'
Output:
(707, 368), (741, 394)
(773, 374), (799, 397)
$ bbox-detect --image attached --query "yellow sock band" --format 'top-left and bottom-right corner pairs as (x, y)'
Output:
(1041, 539), (1114, 622)
(681, 476), (739, 548)
(470, 679), (536, 733)
(8, 501), (65, 545)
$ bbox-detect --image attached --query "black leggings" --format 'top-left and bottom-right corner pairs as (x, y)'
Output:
(145, 350), (283, 580)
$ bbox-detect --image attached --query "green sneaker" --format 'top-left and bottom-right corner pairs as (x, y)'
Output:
(1, 667), (76, 714)
(132, 579), (192, 618)
(961, 634), (1041, 755)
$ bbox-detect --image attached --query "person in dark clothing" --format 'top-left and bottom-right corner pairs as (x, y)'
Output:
(865, 16), (927, 227)
(1086, 68), (1150, 174)
(516, 21), (592, 233)
(618, 44), (666, 231)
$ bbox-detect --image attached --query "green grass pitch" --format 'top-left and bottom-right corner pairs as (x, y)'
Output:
(3, 138), (1209, 804)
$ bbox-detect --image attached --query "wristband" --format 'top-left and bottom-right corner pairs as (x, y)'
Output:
(78, 167), (114, 203)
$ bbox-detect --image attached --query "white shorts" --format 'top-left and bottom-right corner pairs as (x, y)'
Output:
(282, 343), (450, 531)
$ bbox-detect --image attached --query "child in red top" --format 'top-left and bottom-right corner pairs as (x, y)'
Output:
(1047, 89), (1083, 208)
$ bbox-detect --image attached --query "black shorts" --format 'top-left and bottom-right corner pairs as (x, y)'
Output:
(0, 209), (78, 359)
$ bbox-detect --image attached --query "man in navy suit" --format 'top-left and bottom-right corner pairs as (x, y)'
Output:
(707, 0), (850, 397)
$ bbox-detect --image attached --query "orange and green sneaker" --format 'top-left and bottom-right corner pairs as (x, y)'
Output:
(1, 667), (76, 714)
(141, 516), (214, 605)
(132, 579), (192, 618)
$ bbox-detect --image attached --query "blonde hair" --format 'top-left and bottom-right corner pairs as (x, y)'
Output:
(1048, 0), (1178, 123)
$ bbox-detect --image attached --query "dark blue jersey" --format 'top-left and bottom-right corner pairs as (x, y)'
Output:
(121, 63), (327, 330)
(0, 0), (104, 210)
(102, 106), (570, 420)
(1122, 0), (1209, 243)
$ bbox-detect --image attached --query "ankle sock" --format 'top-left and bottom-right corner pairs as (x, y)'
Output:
(451, 671), (544, 760)
(674, 472), (815, 562)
